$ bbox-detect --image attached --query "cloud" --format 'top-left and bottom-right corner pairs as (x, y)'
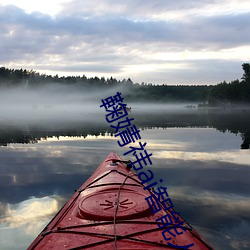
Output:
(0, 1), (250, 84)
(58, 0), (239, 19)
(5, 5), (247, 49)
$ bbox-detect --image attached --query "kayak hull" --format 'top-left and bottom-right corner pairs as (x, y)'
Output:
(28, 152), (213, 249)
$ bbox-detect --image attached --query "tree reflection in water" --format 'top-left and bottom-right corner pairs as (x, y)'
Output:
(0, 108), (250, 149)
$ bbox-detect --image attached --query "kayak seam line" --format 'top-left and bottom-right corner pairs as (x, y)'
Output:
(39, 191), (83, 240)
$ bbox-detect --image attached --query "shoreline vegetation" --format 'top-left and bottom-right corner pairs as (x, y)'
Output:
(0, 63), (250, 106)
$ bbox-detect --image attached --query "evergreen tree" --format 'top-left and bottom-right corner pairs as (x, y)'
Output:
(242, 63), (250, 83)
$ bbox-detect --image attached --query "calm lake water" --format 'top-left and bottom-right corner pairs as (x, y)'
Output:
(0, 104), (250, 250)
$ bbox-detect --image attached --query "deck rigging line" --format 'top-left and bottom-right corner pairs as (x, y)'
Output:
(34, 159), (212, 250)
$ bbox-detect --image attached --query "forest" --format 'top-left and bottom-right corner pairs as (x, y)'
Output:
(0, 63), (250, 104)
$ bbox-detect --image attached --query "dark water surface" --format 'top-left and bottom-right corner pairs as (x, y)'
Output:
(0, 105), (250, 249)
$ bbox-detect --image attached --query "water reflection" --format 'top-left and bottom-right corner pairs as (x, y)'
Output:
(0, 196), (62, 250)
(155, 150), (250, 166)
(0, 107), (250, 149)
(0, 107), (250, 249)
(0, 196), (59, 228)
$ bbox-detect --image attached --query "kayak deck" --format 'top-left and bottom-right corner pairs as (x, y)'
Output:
(28, 152), (213, 249)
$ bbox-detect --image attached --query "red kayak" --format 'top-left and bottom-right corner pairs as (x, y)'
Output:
(28, 152), (213, 249)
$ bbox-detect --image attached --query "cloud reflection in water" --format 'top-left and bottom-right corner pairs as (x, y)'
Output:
(0, 196), (61, 250)
(0, 127), (249, 249)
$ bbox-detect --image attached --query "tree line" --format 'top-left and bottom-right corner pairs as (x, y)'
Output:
(0, 63), (249, 104)
(208, 63), (250, 105)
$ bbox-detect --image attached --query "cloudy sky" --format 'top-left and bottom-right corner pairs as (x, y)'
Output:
(0, 0), (250, 85)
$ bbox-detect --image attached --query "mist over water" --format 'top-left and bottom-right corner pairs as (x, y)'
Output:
(1, 84), (250, 148)
(0, 85), (100, 122)
(0, 85), (199, 125)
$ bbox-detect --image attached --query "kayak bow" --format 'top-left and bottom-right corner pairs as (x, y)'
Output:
(28, 152), (213, 249)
